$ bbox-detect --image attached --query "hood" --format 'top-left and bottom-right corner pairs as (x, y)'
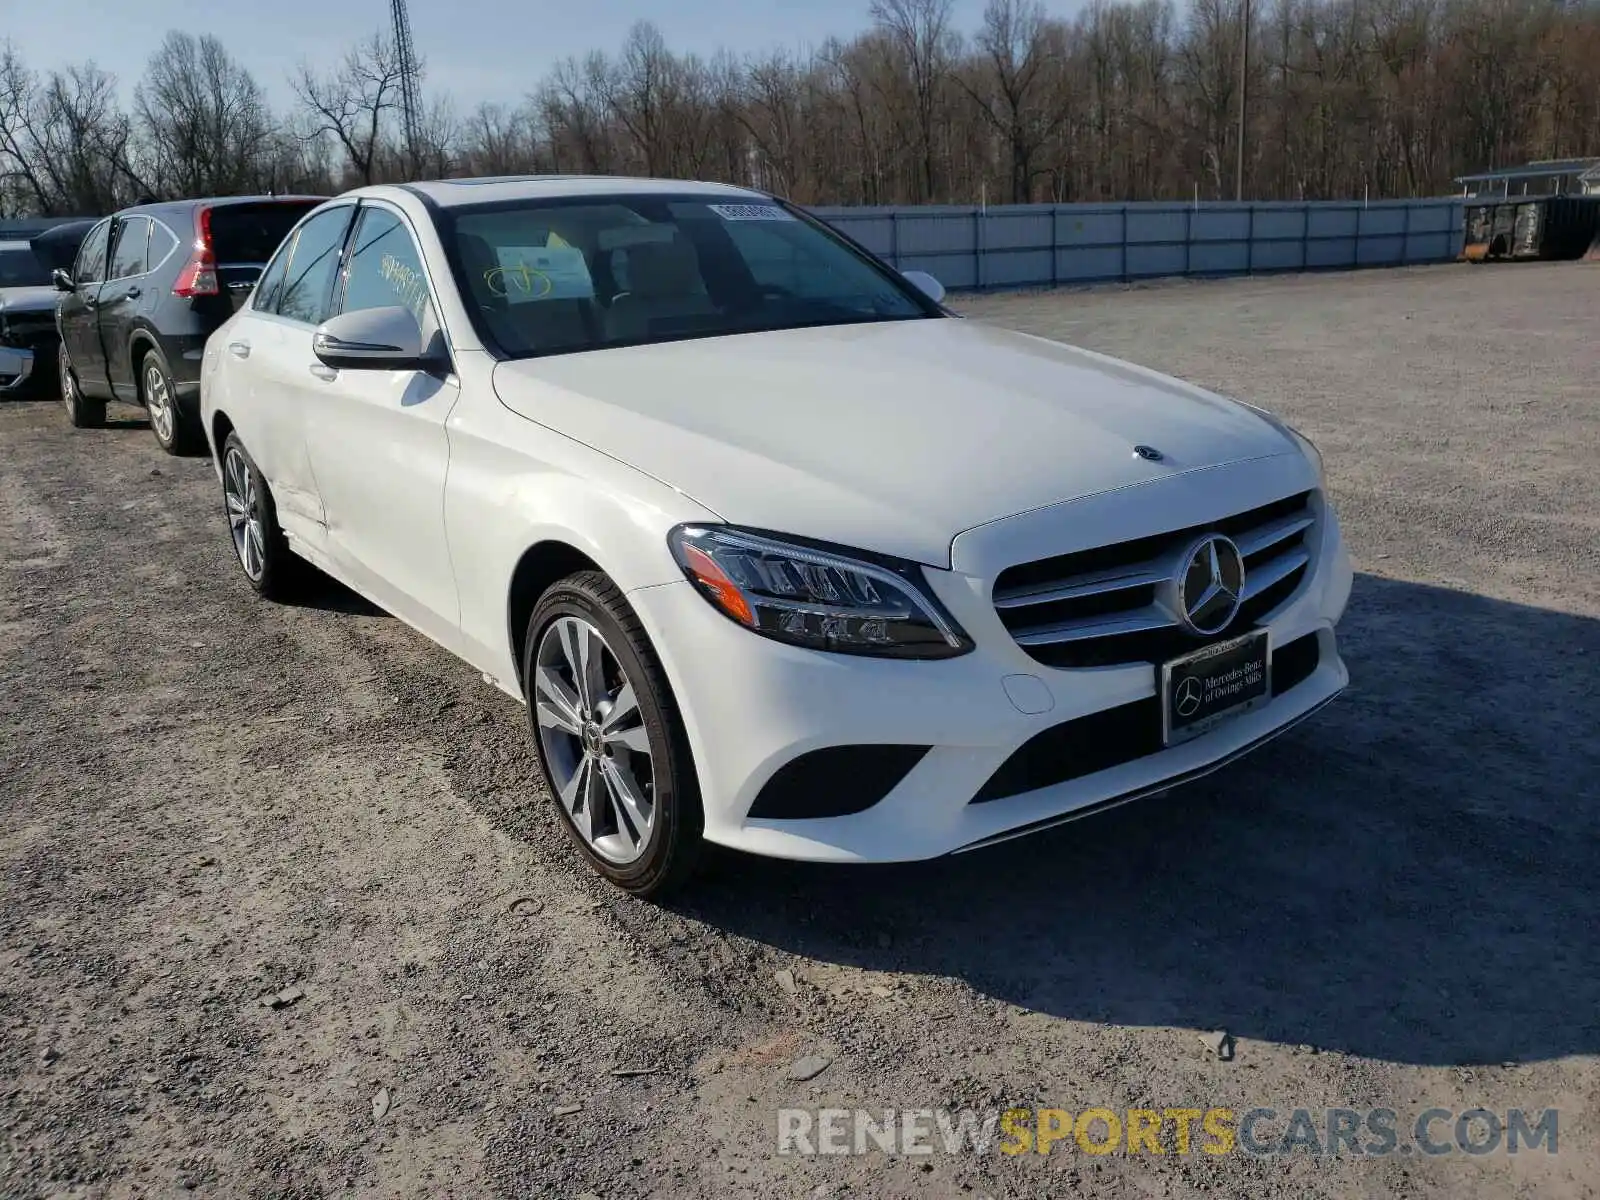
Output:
(0, 286), (59, 315)
(492, 317), (1299, 566)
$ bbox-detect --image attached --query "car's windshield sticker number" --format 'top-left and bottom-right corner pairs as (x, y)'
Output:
(707, 204), (795, 222)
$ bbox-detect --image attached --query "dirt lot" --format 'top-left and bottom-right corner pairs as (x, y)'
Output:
(2, 262), (1597, 1200)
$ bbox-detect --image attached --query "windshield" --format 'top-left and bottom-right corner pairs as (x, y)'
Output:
(441, 194), (937, 359)
(0, 241), (50, 288)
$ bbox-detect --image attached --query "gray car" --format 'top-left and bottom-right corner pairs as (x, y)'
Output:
(0, 222), (93, 398)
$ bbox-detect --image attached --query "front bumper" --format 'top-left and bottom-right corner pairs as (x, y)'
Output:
(0, 344), (36, 394)
(626, 458), (1352, 863)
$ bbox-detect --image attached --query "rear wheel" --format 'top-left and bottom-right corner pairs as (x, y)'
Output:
(220, 433), (304, 601)
(524, 571), (702, 897)
(140, 348), (203, 455)
(59, 345), (104, 428)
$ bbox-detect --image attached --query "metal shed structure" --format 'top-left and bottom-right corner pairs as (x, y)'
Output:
(1455, 158), (1600, 199)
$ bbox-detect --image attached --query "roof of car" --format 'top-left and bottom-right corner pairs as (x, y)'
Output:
(116, 195), (329, 218)
(387, 175), (771, 209)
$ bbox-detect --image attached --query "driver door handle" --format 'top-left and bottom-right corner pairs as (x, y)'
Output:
(228, 341), (250, 359)
(308, 363), (338, 382)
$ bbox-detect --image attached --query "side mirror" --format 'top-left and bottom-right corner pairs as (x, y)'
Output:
(313, 306), (439, 372)
(901, 269), (945, 305)
(51, 268), (74, 293)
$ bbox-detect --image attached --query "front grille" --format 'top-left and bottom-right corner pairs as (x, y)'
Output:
(992, 491), (1317, 669)
(971, 631), (1323, 803)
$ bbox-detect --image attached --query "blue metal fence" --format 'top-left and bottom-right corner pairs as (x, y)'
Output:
(811, 198), (1466, 291)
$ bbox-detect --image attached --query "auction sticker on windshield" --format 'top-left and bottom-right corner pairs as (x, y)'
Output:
(708, 204), (795, 222)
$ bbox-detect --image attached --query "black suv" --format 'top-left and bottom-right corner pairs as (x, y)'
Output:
(54, 195), (325, 453)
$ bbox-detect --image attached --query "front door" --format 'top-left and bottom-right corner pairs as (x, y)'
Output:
(57, 218), (112, 397)
(99, 216), (152, 402)
(302, 202), (462, 639)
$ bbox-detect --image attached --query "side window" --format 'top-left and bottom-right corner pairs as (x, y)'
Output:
(277, 206), (353, 325)
(147, 221), (179, 273)
(74, 220), (111, 285)
(252, 233), (295, 315)
(108, 217), (150, 280)
(339, 207), (433, 324)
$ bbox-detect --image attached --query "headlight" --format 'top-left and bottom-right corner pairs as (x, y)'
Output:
(668, 525), (973, 659)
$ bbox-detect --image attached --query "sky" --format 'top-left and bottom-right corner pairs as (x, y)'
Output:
(3, 0), (1039, 110)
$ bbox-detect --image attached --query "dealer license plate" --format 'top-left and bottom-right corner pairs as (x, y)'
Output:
(1161, 630), (1271, 746)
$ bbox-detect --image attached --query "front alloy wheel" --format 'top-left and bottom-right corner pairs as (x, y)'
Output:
(534, 616), (658, 864)
(524, 572), (702, 896)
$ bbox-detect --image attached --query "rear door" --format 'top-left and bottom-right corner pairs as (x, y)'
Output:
(303, 201), (462, 636)
(57, 218), (112, 396)
(99, 216), (152, 401)
(226, 203), (356, 538)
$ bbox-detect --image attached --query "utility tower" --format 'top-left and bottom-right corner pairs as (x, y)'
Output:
(390, 0), (424, 173)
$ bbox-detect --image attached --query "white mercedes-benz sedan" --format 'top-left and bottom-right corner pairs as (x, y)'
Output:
(201, 176), (1351, 895)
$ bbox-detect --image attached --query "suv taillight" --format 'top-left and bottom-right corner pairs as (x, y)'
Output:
(172, 206), (218, 297)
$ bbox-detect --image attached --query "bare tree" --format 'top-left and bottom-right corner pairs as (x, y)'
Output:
(0, 49), (144, 215)
(0, 43), (52, 214)
(292, 33), (403, 187)
(960, 0), (1069, 200)
(5, 0), (1600, 217)
(135, 32), (271, 197)
(870, 0), (959, 200)
(461, 101), (539, 176)
(536, 53), (616, 175)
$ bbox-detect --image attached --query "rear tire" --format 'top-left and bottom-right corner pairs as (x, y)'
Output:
(523, 571), (703, 898)
(59, 345), (104, 428)
(220, 433), (305, 602)
(140, 347), (203, 455)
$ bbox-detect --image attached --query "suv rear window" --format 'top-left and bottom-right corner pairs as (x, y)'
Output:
(208, 202), (322, 266)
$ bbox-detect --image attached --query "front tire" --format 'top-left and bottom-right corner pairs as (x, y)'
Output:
(523, 571), (703, 897)
(140, 347), (203, 455)
(59, 345), (105, 428)
(220, 433), (304, 601)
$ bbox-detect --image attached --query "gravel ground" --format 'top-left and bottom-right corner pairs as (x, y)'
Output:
(2, 262), (1597, 1199)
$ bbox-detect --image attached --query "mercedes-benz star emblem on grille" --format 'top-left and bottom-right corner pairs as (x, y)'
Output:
(1133, 444), (1164, 462)
(1175, 534), (1246, 636)
(1174, 676), (1205, 718)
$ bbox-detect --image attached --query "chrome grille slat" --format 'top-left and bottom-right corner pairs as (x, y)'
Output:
(992, 561), (1172, 609)
(994, 491), (1318, 669)
(1012, 606), (1177, 647)
(1238, 546), (1310, 602)
(1235, 513), (1315, 559)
